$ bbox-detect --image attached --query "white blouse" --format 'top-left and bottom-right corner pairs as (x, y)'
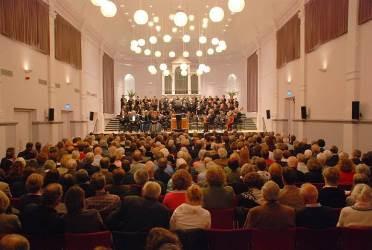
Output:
(170, 203), (211, 230)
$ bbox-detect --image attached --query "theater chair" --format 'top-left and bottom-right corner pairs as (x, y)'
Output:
(206, 229), (251, 250)
(208, 208), (236, 229)
(339, 227), (372, 250)
(65, 231), (112, 250)
(27, 235), (64, 250)
(295, 227), (340, 250)
(112, 231), (148, 250)
(174, 229), (208, 250)
(250, 228), (296, 250)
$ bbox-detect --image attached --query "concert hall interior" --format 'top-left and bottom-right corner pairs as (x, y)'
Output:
(1, 0), (372, 249)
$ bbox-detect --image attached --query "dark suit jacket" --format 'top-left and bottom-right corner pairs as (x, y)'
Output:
(244, 202), (295, 229)
(106, 196), (170, 232)
(64, 209), (105, 233)
(296, 205), (338, 229)
(318, 187), (346, 208)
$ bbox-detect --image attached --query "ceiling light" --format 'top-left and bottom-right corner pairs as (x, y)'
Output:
(196, 68), (203, 76)
(172, 27), (178, 33)
(130, 45), (137, 52)
(211, 38), (220, 46)
(148, 21), (154, 27)
(188, 15), (195, 21)
(219, 40), (227, 50)
(182, 34), (191, 43)
(174, 11), (188, 27)
(169, 14), (175, 20)
(180, 63), (188, 71)
(138, 39), (145, 46)
(160, 63), (167, 71)
(155, 25), (161, 32)
(202, 23), (208, 29)
(209, 6), (224, 22)
(155, 51), (161, 57)
(163, 69), (170, 76)
(204, 66), (211, 73)
(189, 25), (195, 31)
(199, 36), (207, 44)
(144, 49), (151, 56)
(148, 65), (157, 74)
(202, 18), (209, 24)
(228, 0), (246, 13)
(207, 48), (214, 55)
(100, 1), (117, 17)
(130, 40), (139, 47)
(163, 34), (172, 43)
(135, 47), (142, 54)
(181, 70), (188, 76)
(183, 51), (189, 58)
(169, 51), (176, 58)
(216, 46), (223, 53)
(91, 0), (107, 7)
(153, 16), (159, 23)
(134, 9), (149, 25)
(196, 50), (203, 57)
(149, 36), (158, 44)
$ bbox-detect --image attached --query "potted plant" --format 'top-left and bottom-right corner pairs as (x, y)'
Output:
(227, 91), (238, 99)
(127, 90), (136, 100)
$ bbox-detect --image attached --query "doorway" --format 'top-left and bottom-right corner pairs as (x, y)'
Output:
(61, 111), (73, 139)
(285, 97), (295, 136)
(14, 109), (33, 152)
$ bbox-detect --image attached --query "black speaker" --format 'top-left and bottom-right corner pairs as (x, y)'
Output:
(48, 108), (54, 121)
(89, 112), (94, 121)
(352, 101), (360, 120)
(301, 106), (307, 119)
(266, 110), (271, 119)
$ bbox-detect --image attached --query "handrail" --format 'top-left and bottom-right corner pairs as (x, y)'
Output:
(262, 117), (267, 132)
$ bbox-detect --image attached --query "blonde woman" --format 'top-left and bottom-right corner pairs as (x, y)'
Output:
(170, 184), (211, 230)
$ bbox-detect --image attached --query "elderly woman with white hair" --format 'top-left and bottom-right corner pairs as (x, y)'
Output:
(244, 181), (295, 229)
(337, 184), (372, 227)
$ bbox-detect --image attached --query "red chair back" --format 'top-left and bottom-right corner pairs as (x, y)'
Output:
(295, 227), (340, 250)
(65, 231), (112, 250)
(339, 227), (372, 250)
(27, 235), (64, 250)
(206, 229), (251, 250)
(208, 208), (235, 229)
(251, 228), (295, 250)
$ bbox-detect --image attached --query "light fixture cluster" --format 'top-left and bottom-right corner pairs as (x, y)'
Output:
(91, 0), (117, 18)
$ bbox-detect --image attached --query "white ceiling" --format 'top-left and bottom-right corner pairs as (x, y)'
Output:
(59, 0), (298, 62)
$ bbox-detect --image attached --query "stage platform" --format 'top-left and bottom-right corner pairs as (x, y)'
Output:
(101, 129), (262, 135)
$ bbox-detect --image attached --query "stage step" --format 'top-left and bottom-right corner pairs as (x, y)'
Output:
(104, 116), (257, 132)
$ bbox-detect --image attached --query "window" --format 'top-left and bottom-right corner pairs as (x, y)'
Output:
(191, 74), (199, 94)
(175, 67), (188, 94)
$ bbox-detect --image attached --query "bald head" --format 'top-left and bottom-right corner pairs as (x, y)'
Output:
(300, 183), (318, 205)
(0, 234), (30, 250)
(287, 156), (298, 169)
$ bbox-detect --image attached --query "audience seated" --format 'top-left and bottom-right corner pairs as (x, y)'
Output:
(64, 185), (105, 233)
(0, 190), (21, 234)
(244, 181), (295, 229)
(202, 165), (235, 209)
(170, 184), (211, 230)
(0, 234), (30, 250)
(296, 183), (338, 229)
(236, 172), (264, 208)
(279, 168), (304, 210)
(337, 184), (372, 227)
(318, 167), (346, 208)
(106, 181), (170, 232)
(21, 183), (64, 235)
(268, 163), (284, 188)
(105, 168), (130, 197)
(337, 159), (355, 185)
(304, 159), (324, 183)
(163, 170), (192, 211)
(18, 173), (44, 211)
(146, 227), (182, 250)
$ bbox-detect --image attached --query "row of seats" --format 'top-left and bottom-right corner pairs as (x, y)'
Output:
(4, 227), (370, 250)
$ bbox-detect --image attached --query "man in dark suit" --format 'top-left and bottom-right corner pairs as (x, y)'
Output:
(296, 183), (338, 229)
(244, 181), (295, 229)
(326, 146), (339, 166)
(106, 181), (170, 232)
(17, 142), (36, 160)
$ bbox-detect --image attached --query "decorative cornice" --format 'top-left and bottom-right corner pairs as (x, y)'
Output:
(70, 120), (88, 124)
(0, 122), (18, 126)
(32, 121), (64, 125)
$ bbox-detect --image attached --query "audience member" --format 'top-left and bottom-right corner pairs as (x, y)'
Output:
(0, 234), (30, 250)
(304, 159), (323, 183)
(163, 169), (192, 211)
(318, 167), (346, 208)
(279, 168), (304, 210)
(146, 227), (182, 250)
(337, 159), (355, 185)
(0, 190), (21, 234)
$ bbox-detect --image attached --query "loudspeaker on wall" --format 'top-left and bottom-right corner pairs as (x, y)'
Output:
(301, 106), (307, 120)
(352, 101), (360, 120)
(89, 112), (94, 121)
(266, 110), (271, 119)
(48, 108), (54, 121)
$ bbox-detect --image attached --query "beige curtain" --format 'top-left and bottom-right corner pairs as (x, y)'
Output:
(0, 0), (49, 54)
(55, 15), (82, 69)
(164, 75), (172, 94)
(191, 74), (198, 94)
(359, 0), (372, 25)
(305, 0), (348, 53)
(276, 14), (301, 68)
(103, 53), (115, 114)
(175, 67), (188, 94)
(247, 52), (258, 112)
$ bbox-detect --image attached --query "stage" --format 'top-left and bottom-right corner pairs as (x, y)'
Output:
(101, 128), (262, 135)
